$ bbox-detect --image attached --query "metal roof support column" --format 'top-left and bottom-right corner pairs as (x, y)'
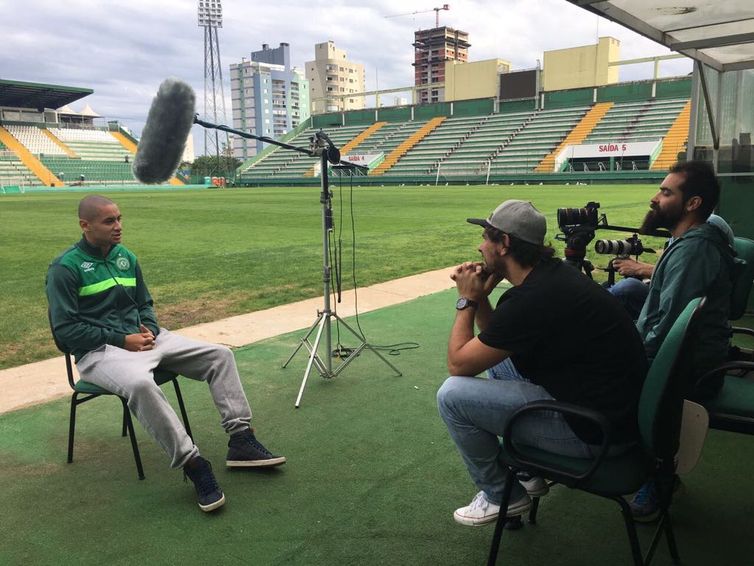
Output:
(696, 60), (720, 171)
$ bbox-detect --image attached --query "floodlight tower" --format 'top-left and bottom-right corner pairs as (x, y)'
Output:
(198, 0), (230, 159)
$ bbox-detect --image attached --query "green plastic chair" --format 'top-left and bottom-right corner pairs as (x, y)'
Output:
(696, 237), (754, 435)
(487, 298), (705, 566)
(727, 236), (754, 362)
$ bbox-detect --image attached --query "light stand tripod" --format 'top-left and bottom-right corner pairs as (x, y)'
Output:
(193, 117), (402, 408)
(282, 146), (402, 408)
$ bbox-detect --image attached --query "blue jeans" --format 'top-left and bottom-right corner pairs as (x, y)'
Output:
(437, 360), (595, 505)
(607, 277), (649, 321)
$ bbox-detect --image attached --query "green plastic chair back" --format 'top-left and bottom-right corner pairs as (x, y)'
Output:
(638, 297), (704, 459)
(731, 237), (754, 321)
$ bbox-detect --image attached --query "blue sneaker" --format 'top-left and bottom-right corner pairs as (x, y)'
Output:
(629, 480), (659, 523)
(226, 428), (286, 468)
(183, 456), (225, 512)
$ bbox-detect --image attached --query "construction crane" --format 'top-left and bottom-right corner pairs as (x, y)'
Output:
(385, 4), (450, 28)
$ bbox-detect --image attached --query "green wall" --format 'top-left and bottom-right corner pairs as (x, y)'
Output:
(656, 77), (693, 99)
(377, 106), (412, 122)
(499, 99), (537, 113)
(452, 98), (495, 117)
(597, 81), (653, 103)
(544, 88), (593, 108)
(415, 102), (451, 121)
(344, 110), (376, 126)
(312, 113), (342, 128)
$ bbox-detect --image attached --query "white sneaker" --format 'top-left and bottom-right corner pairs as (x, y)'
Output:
(516, 473), (549, 497)
(453, 490), (532, 526)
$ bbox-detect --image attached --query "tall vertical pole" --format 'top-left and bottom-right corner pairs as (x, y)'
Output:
(199, 0), (230, 165)
(320, 150), (333, 375)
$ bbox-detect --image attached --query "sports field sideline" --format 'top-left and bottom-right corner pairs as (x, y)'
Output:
(0, 183), (667, 371)
(0, 265), (456, 414)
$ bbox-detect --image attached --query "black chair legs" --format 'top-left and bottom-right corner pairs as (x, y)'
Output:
(663, 512), (681, 564)
(120, 398), (145, 480)
(488, 488), (680, 566)
(65, 367), (192, 482)
(487, 468), (517, 566)
(529, 495), (541, 524)
(68, 392), (145, 480)
(67, 393), (78, 464)
(121, 403), (128, 437)
(172, 378), (193, 440)
(617, 496), (646, 566)
(615, 494), (681, 566)
(60, 350), (193, 482)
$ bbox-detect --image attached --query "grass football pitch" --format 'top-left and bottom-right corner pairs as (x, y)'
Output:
(0, 183), (665, 370)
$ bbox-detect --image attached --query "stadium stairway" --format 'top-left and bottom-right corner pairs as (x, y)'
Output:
(340, 121), (387, 154)
(370, 116), (446, 176)
(111, 131), (137, 153)
(535, 102), (614, 172)
(41, 129), (77, 157)
(651, 100), (691, 170)
(304, 121), (387, 177)
(0, 126), (63, 187)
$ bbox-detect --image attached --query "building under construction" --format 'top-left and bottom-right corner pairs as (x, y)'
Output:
(413, 26), (470, 104)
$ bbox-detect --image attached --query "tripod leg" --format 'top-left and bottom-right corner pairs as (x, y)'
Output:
(295, 314), (329, 408)
(333, 315), (402, 376)
(283, 314), (324, 368)
(329, 342), (368, 377)
(362, 343), (403, 376)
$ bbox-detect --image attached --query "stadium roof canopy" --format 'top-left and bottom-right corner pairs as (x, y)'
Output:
(568, 1), (754, 72)
(0, 79), (93, 111)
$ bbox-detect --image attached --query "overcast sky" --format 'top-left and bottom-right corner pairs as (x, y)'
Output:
(0, 0), (692, 154)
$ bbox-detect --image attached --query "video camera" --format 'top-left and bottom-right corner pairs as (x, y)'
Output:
(555, 201), (659, 281)
(555, 201), (602, 277)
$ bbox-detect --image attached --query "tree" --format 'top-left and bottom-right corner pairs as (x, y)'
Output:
(189, 155), (241, 179)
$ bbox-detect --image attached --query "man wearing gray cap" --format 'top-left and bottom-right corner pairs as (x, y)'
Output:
(437, 199), (647, 526)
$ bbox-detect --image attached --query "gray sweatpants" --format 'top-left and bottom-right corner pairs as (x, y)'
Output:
(76, 328), (252, 468)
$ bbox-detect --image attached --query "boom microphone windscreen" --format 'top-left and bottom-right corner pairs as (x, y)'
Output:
(132, 78), (196, 184)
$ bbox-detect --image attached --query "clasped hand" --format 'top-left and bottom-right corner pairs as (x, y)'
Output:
(124, 324), (156, 352)
(450, 262), (501, 300)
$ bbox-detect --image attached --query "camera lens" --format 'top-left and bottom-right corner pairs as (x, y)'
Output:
(595, 239), (641, 255)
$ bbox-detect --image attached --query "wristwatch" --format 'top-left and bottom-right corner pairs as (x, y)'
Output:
(455, 297), (479, 311)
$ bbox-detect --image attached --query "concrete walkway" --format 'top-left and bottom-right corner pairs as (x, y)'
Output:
(0, 267), (455, 415)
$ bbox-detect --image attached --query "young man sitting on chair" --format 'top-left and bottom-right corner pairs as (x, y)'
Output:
(437, 199), (648, 526)
(46, 195), (286, 513)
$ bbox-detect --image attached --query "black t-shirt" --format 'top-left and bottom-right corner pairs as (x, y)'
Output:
(478, 258), (648, 444)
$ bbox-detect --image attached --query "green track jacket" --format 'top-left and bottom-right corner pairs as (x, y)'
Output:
(636, 222), (734, 397)
(46, 237), (160, 361)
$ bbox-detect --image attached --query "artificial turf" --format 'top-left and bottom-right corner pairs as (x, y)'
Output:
(1, 289), (752, 565)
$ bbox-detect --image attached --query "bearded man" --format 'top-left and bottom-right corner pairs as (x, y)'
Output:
(635, 160), (735, 398)
(629, 161), (736, 522)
